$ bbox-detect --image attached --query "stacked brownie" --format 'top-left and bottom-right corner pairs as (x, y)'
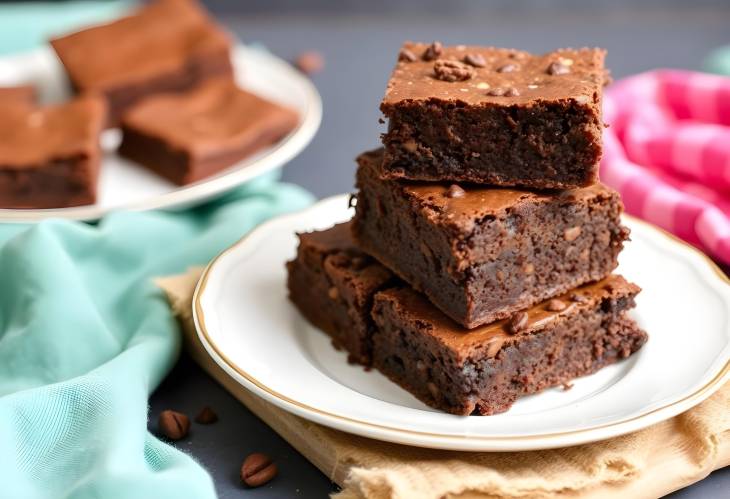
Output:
(288, 42), (646, 415)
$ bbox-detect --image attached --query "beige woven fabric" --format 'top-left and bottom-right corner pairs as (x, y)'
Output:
(156, 268), (730, 499)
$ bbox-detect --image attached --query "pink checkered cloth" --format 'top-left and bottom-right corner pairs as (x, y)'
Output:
(601, 70), (730, 264)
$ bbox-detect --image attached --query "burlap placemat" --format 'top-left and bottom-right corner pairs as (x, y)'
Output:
(156, 268), (730, 499)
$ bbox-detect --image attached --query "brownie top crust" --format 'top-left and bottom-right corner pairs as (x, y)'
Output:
(50, 0), (230, 90)
(375, 274), (639, 360)
(0, 85), (37, 107)
(382, 42), (606, 108)
(0, 96), (106, 168)
(121, 78), (298, 158)
(358, 149), (618, 233)
(297, 220), (359, 254)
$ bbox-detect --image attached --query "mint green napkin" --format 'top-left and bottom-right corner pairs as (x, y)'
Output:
(0, 173), (313, 498)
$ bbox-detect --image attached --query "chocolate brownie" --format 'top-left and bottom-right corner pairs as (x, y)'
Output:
(353, 149), (628, 328)
(371, 275), (646, 415)
(118, 78), (298, 185)
(0, 96), (106, 209)
(0, 85), (36, 106)
(287, 222), (394, 365)
(380, 42), (606, 189)
(50, 0), (233, 125)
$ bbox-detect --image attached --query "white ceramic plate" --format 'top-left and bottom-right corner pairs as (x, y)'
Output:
(193, 195), (730, 452)
(0, 44), (321, 222)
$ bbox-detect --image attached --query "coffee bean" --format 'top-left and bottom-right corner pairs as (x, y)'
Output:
(433, 60), (474, 82)
(546, 299), (567, 312)
(486, 87), (506, 96)
(158, 410), (190, 440)
(463, 53), (486, 68)
(195, 406), (218, 425)
(570, 293), (587, 303)
(398, 48), (418, 62)
(294, 51), (324, 75)
(547, 61), (570, 75)
(504, 87), (520, 97)
(422, 41), (443, 61)
(445, 184), (466, 198)
(507, 312), (529, 334)
(497, 63), (518, 73)
(241, 453), (277, 488)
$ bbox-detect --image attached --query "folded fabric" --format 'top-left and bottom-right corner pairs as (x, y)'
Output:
(0, 174), (313, 499)
(602, 70), (730, 264)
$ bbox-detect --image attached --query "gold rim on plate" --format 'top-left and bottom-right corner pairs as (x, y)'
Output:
(192, 196), (730, 447)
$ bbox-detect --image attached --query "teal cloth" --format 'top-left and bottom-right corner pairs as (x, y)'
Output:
(0, 4), (314, 497)
(0, 174), (313, 498)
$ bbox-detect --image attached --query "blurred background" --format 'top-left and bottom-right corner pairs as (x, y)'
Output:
(1, 0), (729, 198)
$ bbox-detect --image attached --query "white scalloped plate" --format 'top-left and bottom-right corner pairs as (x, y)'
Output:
(0, 44), (321, 222)
(193, 195), (730, 451)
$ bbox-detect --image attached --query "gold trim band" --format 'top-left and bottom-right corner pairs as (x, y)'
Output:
(193, 197), (730, 447)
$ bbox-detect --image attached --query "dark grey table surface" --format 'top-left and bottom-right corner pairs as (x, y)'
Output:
(149, 5), (730, 498)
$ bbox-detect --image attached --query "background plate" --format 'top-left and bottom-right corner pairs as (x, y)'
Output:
(0, 44), (321, 222)
(194, 195), (730, 451)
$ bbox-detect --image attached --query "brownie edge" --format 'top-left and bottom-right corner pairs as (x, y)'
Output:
(371, 275), (646, 415)
(286, 222), (394, 365)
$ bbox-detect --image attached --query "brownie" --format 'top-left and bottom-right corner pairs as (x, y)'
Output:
(50, 0), (233, 125)
(118, 78), (298, 185)
(286, 222), (394, 365)
(353, 149), (628, 329)
(371, 275), (646, 415)
(0, 96), (106, 209)
(0, 85), (36, 106)
(380, 42), (606, 189)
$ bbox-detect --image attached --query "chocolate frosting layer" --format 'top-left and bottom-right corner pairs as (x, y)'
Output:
(0, 96), (106, 168)
(383, 42), (605, 107)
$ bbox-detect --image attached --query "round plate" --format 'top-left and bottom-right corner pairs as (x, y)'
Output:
(193, 195), (730, 451)
(0, 44), (321, 222)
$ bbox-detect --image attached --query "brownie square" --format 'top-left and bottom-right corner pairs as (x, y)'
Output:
(371, 275), (647, 415)
(287, 222), (394, 365)
(50, 0), (233, 125)
(118, 78), (299, 185)
(380, 42), (606, 189)
(0, 96), (106, 209)
(353, 149), (628, 329)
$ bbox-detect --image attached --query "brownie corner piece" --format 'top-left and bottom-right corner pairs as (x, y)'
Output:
(286, 221), (393, 365)
(380, 43), (606, 188)
(118, 78), (299, 185)
(353, 148), (628, 329)
(0, 95), (106, 209)
(370, 275), (646, 416)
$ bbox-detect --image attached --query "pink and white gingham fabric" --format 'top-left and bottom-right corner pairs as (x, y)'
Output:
(601, 70), (730, 264)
